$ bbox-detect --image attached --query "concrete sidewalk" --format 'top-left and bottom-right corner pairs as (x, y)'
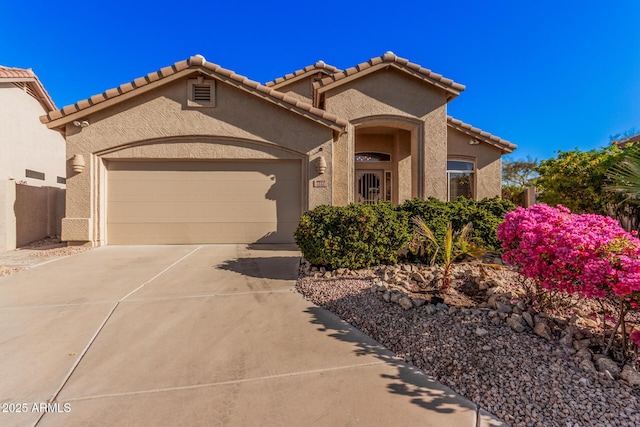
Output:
(0, 245), (505, 426)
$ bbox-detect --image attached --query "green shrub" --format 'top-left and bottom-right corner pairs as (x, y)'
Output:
(294, 202), (410, 270)
(399, 197), (515, 253)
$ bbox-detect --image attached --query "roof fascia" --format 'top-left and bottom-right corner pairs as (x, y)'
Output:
(43, 67), (200, 130)
(447, 121), (515, 153)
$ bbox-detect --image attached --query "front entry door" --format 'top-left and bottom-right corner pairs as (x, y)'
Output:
(355, 170), (386, 204)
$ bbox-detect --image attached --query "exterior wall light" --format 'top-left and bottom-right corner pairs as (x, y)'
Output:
(316, 156), (327, 174)
(71, 154), (86, 173)
(469, 139), (480, 145)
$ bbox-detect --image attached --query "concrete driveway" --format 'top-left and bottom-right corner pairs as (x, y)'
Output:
(0, 245), (500, 427)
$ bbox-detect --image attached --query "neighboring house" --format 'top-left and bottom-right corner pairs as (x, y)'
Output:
(0, 66), (66, 251)
(40, 52), (516, 246)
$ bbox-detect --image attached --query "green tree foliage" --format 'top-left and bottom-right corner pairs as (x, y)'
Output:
(501, 157), (538, 205)
(535, 145), (635, 215)
(502, 157), (539, 188)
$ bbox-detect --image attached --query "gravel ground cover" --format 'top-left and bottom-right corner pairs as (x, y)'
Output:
(0, 238), (90, 277)
(296, 267), (640, 427)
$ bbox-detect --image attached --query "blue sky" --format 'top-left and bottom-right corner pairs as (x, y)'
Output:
(2, 0), (639, 162)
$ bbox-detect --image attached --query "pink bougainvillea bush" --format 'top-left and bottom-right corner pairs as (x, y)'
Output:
(497, 204), (640, 348)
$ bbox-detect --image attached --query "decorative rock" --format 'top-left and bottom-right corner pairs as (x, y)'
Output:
(496, 301), (512, 314)
(382, 291), (391, 302)
(424, 304), (437, 315)
(398, 296), (413, 311)
(390, 291), (401, 304)
(575, 348), (592, 361)
(323, 271), (332, 278)
(621, 365), (640, 386)
(487, 295), (499, 309)
(596, 357), (621, 379)
(482, 345), (492, 351)
(412, 272), (426, 283)
(436, 303), (448, 311)
(507, 316), (526, 333)
(533, 322), (553, 341)
(580, 359), (597, 373)
(559, 334), (573, 347)
(522, 311), (535, 328)
(578, 377), (591, 387)
(476, 327), (489, 337)
(411, 297), (426, 308)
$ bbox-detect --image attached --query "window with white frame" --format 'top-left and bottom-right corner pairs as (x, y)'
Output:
(447, 159), (474, 201)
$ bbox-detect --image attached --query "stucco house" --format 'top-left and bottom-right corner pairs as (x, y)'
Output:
(41, 52), (515, 246)
(0, 66), (66, 251)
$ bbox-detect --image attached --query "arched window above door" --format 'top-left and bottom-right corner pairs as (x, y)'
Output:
(355, 152), (391, 162)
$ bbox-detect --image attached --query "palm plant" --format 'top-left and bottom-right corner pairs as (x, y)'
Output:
(411, 216), (486, 291)
(606, 150), (640, 203)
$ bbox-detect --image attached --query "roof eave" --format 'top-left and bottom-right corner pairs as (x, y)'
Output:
(447, 116), (516, 153)
(42, 57), (347, 133)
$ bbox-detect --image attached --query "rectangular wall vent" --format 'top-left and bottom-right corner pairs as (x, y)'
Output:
(57, 176), (66, 184)
(25, 169), (45, 180)
(193, 85), (211, 102)
(187, 79), (215, 107)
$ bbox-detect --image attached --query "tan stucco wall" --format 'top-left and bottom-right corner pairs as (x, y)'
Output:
(0, 84), (66, 188)
(63, 76), (335, 245)
(323, 69), (449, 201)
(0, 180), (16, 251)
(273, 78), (314, 104)
(447, 127), (503, 199)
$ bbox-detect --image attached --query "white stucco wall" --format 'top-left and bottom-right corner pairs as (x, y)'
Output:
(0, 83), (66, 188)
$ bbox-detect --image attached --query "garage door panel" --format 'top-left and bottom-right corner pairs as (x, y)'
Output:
(108, 222), (298, 245)
(107, 161), (302, 244)
(108, 177), (300, 203)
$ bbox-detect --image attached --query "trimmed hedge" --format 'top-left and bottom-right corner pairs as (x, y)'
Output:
(294, 202), (410, 270)
(295, 197), (515, 270)
(399, 197), (516, 252)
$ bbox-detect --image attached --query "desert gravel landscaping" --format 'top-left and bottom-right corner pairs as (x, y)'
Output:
(0, 238), (90, 277)
(296, 261), (640, 427)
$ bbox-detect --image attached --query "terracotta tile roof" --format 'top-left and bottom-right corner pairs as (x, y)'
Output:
(41, 55), (347, 132)
(264, 60), (341, 88)
(313, 52), (465, 99)
(0, 66), (57, 111)
(447, 116), (516, 153)
(0, 66), (36, 79)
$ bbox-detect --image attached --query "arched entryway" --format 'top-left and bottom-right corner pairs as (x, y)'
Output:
(354, 120), (419, 204)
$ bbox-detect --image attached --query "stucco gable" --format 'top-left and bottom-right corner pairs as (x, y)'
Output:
(312, 52), (465, 106)
(40, 55), (347, 133)
(447, 116), (516, 153)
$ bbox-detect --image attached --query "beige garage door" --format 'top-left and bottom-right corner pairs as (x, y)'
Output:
(107, 161), (301, 244)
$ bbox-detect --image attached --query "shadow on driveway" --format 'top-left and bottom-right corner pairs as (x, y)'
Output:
(304, 300), (476, 415)
(218, 256), (300, 280)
